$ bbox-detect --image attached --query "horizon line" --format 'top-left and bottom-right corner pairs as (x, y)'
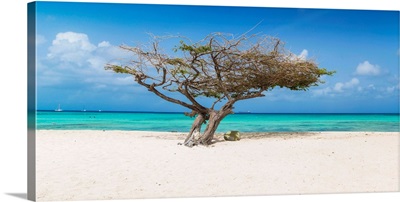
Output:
(35, 109), (399, 114)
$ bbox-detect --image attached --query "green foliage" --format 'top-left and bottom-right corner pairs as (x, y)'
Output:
(203, 91), (222, 98)
(105, 65), (135, 74)
(317, 68), (336, 76)
(176, 40), (212, 54)
(166, 58), (185, 66)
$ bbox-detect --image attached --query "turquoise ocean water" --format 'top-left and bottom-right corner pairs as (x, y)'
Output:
(36, 111), (399, 133)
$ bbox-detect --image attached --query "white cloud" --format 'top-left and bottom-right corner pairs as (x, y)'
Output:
(368, 84), (375, 89)
(313, 87), (332, 96)
(98, 41), (111, 47)
(313, 77), (360, 97)
(387, 86), (396, 93)
(288, 49), (308, 61)
(47, 32), (97, 66)
(355, 61), (380, 76)
(40, 31), (135, 89)
(333, 83), (344, 92)
(84, 74), (134, 86)
(95, 44), (130, 62)
(333, 78), (359, 92)
(298, 49), (308, 61)
(46, 31), (131, 70)
(313, 74), (399, 100)
(386, 83), (400, 93)
(348, 78), (360, 85)
(87, 56), (105, 69)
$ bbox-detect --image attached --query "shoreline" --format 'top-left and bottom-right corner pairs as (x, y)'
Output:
(35, 129), (399, 134)
(35, 129), (398, 140)
(36, 130), (399, 201)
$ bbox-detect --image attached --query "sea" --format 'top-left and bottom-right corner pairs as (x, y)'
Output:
(36, 111), (400, 133)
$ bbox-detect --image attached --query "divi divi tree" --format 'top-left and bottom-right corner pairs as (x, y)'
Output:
(106, 33), (334, 147)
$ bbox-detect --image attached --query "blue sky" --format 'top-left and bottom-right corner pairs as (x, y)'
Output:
(34, 2), (399, 113)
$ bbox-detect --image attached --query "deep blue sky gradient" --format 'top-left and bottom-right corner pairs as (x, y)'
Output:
(35, 2), (399, 113)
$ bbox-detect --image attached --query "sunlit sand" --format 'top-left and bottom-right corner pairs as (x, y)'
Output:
(36, 130), (399, 201)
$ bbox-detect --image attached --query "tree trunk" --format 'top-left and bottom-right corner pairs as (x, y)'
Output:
(199, 109), (232, 145)
(183, 114), (206, 147)
(183, 104), (233, 147)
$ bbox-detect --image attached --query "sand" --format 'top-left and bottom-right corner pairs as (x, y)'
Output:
(35, 130), (399, 201)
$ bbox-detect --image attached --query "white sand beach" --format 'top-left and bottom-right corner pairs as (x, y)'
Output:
(36, 130), (399, 201)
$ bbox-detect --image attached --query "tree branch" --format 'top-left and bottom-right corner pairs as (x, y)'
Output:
(136, 78), (198, 111)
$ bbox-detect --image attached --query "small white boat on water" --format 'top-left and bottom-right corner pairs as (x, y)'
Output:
(55, 104), (63, 112)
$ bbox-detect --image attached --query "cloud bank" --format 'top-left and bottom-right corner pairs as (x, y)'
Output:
(38, 31), (134, 88)
(313, 60), (397, 99)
